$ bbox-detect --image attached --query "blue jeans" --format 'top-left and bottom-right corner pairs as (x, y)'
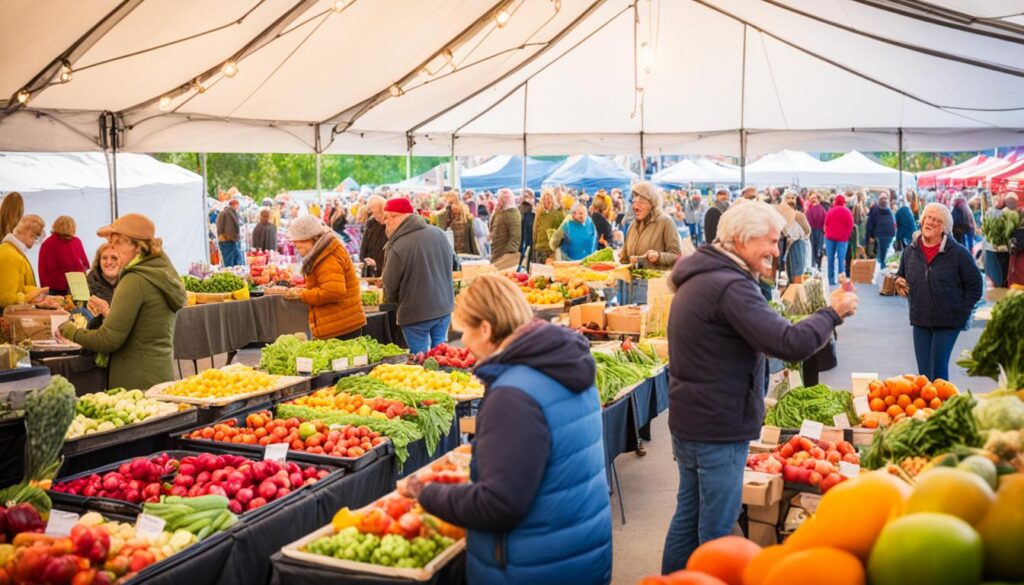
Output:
(875, 236), (893, 268)
(662, 436), (748, 573)
(218, 241), (244, 267)
(912, 327), (961, 381)
(984, 250), (1008, 288)
(810, 228), (825, 269)
(685, 222), (702, 246)
(824, 238), (849, 285)
(402, 315), (451, 355)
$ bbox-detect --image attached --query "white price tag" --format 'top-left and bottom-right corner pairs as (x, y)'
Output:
(839, 461), (860, 478)
(353, 355), (369, 367)
(787, 369), (802, 389)
(332, 357), (350, 371)
(135, 513), (167, 538)
(833, 413), (851, 429)
(799, 420), (824, 440)
(264, 442), (288, 462)
(529, 263), (554, 277)
(853, 395), (870, 416)
(45, 510), (79, 536)
(295, 357), (314, 374)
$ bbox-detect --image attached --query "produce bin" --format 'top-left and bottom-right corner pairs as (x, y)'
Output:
(50, 449), (343, 521)
(173, 409), (394, 472)
(62, 407), (199, 457)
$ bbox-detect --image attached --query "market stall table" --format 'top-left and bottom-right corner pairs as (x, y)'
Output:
(173, 295), (310, 364)
(33, 352), (108, 395)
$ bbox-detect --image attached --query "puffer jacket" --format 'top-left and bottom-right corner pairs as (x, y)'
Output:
(897, 233), (983, 329)
(300, 233), (366, 338)
(620, 210), (681, 269)
(559, 217), (597, 260)
(866, 205), (897, 240)
(419, 321), (611, 585)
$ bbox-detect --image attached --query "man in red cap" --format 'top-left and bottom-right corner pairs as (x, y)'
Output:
(381, 196), (459, 354)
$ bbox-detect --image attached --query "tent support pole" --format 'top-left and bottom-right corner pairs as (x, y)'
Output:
(314, 123), (323, 204)
(739, 25), (747, 190)
(639, 132), (646, 179)
(406, 133), (413, 180)
(100, 111), (121, 221)
(740, 129), (747, 189)
(450, 136), (458, 191)
(521, 82), (529, 191)
(201, 152), (210, 263)
(897, 128), (904, 198)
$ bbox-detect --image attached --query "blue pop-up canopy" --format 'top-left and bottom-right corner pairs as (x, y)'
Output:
(542, 155), (639, 192)
(460, 155), (562, 191)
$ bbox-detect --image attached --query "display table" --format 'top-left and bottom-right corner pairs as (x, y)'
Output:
(174, 296), (310, 361)
(34, 353), (108, 395)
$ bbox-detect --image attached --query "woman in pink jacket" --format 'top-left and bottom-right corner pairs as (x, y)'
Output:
(823, 194), (854, 285)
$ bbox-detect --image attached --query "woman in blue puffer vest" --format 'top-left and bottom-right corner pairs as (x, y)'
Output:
(399, 274), (611, 585)
(555, 203), (598, 260)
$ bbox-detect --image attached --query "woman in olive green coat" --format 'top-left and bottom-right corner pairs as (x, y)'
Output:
(60, 214), (187, 390)
(532, 189), (565, 263)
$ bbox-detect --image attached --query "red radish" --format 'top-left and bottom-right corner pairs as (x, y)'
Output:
(228, 500), (243, 514)
(276, 487), (291, 499)
(258, 480), (278, 500)
(235, 487), (254, 505)
(178, 463), (196, 476)
(248, 497), (267, 510)
(289, 473), (304, 488)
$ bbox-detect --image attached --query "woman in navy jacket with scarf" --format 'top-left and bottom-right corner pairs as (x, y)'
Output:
(895, 203), (983, 381)
(398, 274), (611, 585)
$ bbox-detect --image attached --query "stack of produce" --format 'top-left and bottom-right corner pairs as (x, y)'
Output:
(782, 276), (827, 316)
(861, 375), (959, 428)
(368, 363), (484, 398)
(593, 340), (662, 405)
(249, 263), (297, 286)
(553, 264), (616, 282)
(259, 334), (405, 376)
(67, 389), (185, 438)
(0, 510), (198, 585)
(23, 375), (77, 487)
(629, 267), (664, 280)
(410, 343), (476, 370)
(503, 273), (589, 304)
(52, 452), (330, 513)
(959, 291), (1024, 392)
(142, 496), (238, 541)
(981, 207), (1021, 249)
(276, 403), (423, 466)
(184, 411), (387, 459)
(180, 272), (247, 294)
(763, 384), (859, 428)
(159, 365), (279, 401)
(580, 247), (616, 268)
(860, 393), (983, 470)
(747, 436), (860, 493)
(639, 460), (1024, 585)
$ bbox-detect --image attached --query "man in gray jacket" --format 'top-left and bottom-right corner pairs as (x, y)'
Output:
(381, 198), (458, 354)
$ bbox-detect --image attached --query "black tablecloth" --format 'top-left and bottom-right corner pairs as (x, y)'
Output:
(270, 550), (466, 585)
(35, 354), (108, 395)
(174, 296), (310, 361)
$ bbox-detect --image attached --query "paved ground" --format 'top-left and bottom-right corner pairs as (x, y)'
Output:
(199, 279), (998, 585)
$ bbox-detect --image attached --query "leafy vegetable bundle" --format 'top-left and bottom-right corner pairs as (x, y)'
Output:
(334, 375), (455, 454)
(581, 247), (615, 267)
(276, 403), (422, 466)
(981, 209), (1021, 248)
(181, 272), (247, 293)
(593, 344), (661, 405)
(763, 384), (858, 428)
(860, 393), (983, 470)
(259, 334), (405, 375)
(958, 292), (1024, 391)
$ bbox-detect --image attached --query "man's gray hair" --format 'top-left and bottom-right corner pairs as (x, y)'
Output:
(367, 195), (386, 209)
(716, 200), (786, 246)
(922, 202), (954, 234)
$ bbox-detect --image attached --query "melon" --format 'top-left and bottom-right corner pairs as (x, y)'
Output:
(868, 513), (983, 585)
(976, 474), (1024, 581)
(905, 467), (994, 525)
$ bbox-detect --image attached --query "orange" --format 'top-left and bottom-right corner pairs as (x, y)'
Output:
(886, 405), (903, 418)
(930, 397), (943, 409)
(785, 472), (911, 560)
(913, 374), (928, 388)
(686, 536), (762, 585)
(905, 404), (918, 416)
(884, 395), (896, 407)
(742, 545), (791, 585)
(867, 387), (880, 400)
(896, 395), (911, 408)
(655, 571), (729, 585)
(877, 384), (890, 398)
(762, 547), (865, 585)
(935, 379), (958, 399)
(869, 398), (885, 412)
(919, 385), (937, 401)
(913, 397), (927, 409)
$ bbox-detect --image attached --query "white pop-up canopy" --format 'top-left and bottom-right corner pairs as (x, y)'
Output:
(744, 150), (828, 185)
(803, 151), (916, 188)
(1, 0), (1023, 156)
(0, 152), (206, 272)
(653, 158), (741, 186)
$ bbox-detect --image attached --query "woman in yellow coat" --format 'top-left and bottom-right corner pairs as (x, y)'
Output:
(0, 215), (46, 307)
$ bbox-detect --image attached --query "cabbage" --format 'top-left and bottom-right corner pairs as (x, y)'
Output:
(973, 395), (1024, 431)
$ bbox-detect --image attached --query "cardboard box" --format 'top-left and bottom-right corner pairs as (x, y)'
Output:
(604, 305), (649, 335)
(569, 301), (607, 329)
(459, 417), (476, 435)
(852, 426), (877, 446)
(850, 259), (876, 284)
(645, 338), (669, 361)
(747, 520), (779, 547)
(743, 470), (784, 507)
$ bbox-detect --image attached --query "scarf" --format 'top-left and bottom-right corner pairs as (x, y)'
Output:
(301, 230), (336, 276)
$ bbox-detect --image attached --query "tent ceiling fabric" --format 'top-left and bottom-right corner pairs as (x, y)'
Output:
(2, 0), (1024, 155)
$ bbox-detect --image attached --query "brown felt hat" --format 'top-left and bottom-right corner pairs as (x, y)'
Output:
(96, 213), (155, 240)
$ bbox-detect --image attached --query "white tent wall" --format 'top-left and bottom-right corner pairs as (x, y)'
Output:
(0, 152), (205, 274)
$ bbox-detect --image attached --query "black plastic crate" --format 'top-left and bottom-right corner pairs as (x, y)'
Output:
(62, 408), (199, 457)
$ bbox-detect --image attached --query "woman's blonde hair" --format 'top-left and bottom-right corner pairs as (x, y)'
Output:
(91, 242), (118, 271)
(51, 215), (77, 239)
(13, 214), (44, 237)
(454, 274), (533, 345)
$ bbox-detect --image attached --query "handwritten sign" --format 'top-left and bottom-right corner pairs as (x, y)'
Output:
(352, 355), (369, 367)
(833, 413), (851, 429)
(529, 263), (554, 278)
(264, 443), (288, 462)
(295, 357), (314, 375)
(839, 461), (860, 478)
(332, 357), (350, 371)
(799, 420), (824, 440)
(45, 510), (79, 536)
(853, 395), (870, 416)
(135, 513), (167, 538)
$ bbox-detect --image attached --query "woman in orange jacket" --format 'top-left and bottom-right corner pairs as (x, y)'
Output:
(284, 216), (366, 339)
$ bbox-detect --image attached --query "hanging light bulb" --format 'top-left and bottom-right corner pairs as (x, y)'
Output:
(553, 0), (561, 11)
(221, 60), (239, 78)
(158, 96), (172, 111)
(389, 83), (404, 98)
(59, 60), (73, 83)
(16, 89), (30, 105)
(193, 78), (206, 93)
(495, 7), (511, 27)
(640, 42), (654, 74)
(442, 49), (455, 68)
(330, 0), (348, 13)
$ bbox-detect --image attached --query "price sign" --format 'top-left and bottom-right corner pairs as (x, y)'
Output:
(45, 510), (79, 536)
(353, 355), (369, 367)
(135, 513), (167, 539)
(332, 357), (350, 371)
(853, 395), (870, 416)
(264, 443), (288, 462)
(66, 272), (91, 302)
(799, 419), (824, 440)
(839, 461), (860, 478)
(529, 263), (554, 277)
(295, 357), (314, 375)
(787, 369), (803, 390)
(833, 413), (851, 429)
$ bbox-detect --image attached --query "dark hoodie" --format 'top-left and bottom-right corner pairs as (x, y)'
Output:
(668, 247), (842, 442)
(381, 214), (458, 326)
(419, 321), (595, 531)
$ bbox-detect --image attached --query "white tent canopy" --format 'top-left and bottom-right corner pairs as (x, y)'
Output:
(744, 150), (828, 185)
(0, 152), (206, 272)
(805, 151), (915, 188)
(653, 158), (741, 186)
(2, 0), (1024, 156)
